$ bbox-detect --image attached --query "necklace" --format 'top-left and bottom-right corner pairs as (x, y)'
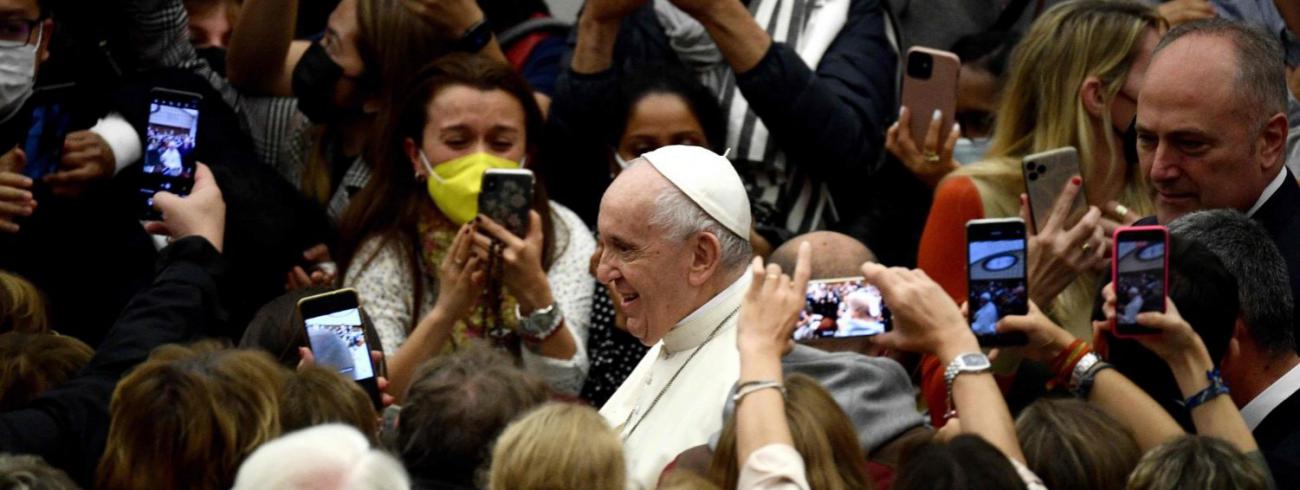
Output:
(618, 307), (740, 441)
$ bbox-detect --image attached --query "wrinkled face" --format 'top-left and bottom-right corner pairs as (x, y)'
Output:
(616, 93), (710, 161)
(409, 85), (526, 173)
(595, 165), (697, 345)
(1137, 36), (1272, 223)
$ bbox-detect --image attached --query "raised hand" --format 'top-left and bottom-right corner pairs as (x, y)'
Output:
(472, 211), (553, 313)
(886, 106), (960, 188)
(435, 221), (487, 321)
(143, 163), (226, 252)
(862, 262), (975, 361)
(995, 302), (1077, 364)
(1021, 178), (1107, 306)
(0, 147), (34, 233)
(737, 241), (811, 360)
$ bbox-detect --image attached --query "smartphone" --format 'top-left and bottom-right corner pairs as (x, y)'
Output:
(297, 288), (383, 409)
(140, 88), (201, 220)
(793, 277), (892, 341)
(22, 83), (76, 180)
(479, 168), (534, 237)
(1112, 226), (1169, 337)
(1023, 147), (1088, 234)
(900, 47), (961, 149)
(966, 218), (1030, 346)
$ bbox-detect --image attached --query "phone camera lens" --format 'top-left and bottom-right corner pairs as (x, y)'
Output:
(907, 52), (934, 79)
(1028, 172), (1038, 181)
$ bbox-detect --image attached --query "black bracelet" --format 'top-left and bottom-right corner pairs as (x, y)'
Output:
(454, 19), (493, 53)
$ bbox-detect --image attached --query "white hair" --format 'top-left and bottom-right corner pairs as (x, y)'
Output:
(648, 181), (752, 271)
(232, 424), (410, 490)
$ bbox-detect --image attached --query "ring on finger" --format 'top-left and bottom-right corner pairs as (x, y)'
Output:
(1081, 241), (1093, 254)
(1112, 204), (1129, 218)
(923, 151), (940, 163)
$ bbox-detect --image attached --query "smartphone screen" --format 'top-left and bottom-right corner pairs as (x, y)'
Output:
(1113, 227), (1168, 336)
(967, 218), (1029, 345)
(479, 168), (534, 237)
(794, 277), (891, 341)
(140, 89), (200, 220)
(299, 289), (382, 408)
(22, 84), (75, 181)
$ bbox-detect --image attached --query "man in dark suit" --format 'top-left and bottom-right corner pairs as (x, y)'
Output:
(1137, 19), (1300, 345)
(1169, 209), (1300, 487)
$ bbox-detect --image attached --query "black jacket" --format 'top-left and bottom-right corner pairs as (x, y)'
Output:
(1254, 383), (1300, 488)
(1250, 169), (1300, 348)
(0, 236), (226, 486)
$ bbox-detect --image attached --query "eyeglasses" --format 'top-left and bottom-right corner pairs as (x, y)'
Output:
(0, 19), (42, 49)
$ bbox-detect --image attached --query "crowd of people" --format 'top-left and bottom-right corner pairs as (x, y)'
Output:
(2, 0), (1300, 488)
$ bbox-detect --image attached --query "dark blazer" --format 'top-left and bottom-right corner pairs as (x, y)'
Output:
(1253, 384), (1300, 488)
(1250, 169), (1300, 346)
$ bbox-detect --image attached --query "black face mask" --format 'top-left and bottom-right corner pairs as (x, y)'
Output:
(292, 42), (351, 124)
(195, 47), (226, 76)
(1121, 115), (1139, 167)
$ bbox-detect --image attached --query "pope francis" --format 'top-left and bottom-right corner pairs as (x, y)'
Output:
(595, 145), (755, 487)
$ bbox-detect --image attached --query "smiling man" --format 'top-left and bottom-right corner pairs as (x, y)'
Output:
(1137, 18), (1300, 338)
(595, 145), (753, 487)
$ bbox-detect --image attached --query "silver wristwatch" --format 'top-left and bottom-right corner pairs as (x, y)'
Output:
(943, 352), (992, 416)
(515, 303), (563, 341)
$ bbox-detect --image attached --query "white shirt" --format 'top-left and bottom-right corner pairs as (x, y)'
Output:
(1241, 361), (1300, 430)
(738, 444), (810, 490)
(1246, 167), (1289, 217)
(600, 272), (751, 489)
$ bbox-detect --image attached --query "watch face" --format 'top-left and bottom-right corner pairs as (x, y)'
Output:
(960, 353), (990, 369)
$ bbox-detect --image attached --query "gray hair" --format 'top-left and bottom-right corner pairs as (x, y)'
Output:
(1153, 18), (1287, 124)
(648, 181), (753, 272)
(232, 424), (410, 490)
(0, 454), (78, 490)
(1169, 209), (1295, 357)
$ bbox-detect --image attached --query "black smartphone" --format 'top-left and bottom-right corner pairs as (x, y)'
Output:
(479, 168), (534, 237)
(966, 218), (1030, 346)
(297, 288), (383, 409)
(22, 83), (76, 181)
(140, 88), (201, 220)
(1112, 226), (1169, 337)
(793, 276), (892, 341)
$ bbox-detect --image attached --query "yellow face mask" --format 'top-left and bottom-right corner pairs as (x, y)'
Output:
(420, 151), (521, 225)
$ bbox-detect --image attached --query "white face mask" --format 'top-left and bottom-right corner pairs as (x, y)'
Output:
(952, 137), (992, 165)
(0, 31), (39, 123)
(612, 149), (633, 171)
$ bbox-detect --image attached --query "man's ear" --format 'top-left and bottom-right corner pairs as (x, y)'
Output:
(1079, 76), (1107, 119)
(687, 231), (723, 287)
(1256, 112), (1288, 173)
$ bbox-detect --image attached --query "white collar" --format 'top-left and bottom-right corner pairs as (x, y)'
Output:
(1241, 360), (1300, 430)
(661, 272), (751, 354)
(1247, 168), (1289, 217)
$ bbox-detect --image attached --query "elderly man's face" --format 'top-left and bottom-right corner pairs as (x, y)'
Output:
(595, 164), (697, 346)
(1137, 35), (1280, 223)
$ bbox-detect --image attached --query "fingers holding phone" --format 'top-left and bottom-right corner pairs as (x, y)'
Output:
(0, 160), (35, 233)
(888, 106), (960, 188)
(143, 162), (226, 252)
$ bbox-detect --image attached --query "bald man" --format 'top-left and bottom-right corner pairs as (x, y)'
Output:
(769, 230), (877, 278)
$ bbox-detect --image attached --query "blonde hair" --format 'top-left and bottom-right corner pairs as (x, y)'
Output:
(954, 0), (1161, 335)
(97, 342), (288, 490)
(0, 332), (93, 411)
(1127, 435), (1271, 490)
(711, 374), (872, 490)
(488, 402), (625, 490)
(0, 271), (48, 333)
(1016, 398), (1142, 490)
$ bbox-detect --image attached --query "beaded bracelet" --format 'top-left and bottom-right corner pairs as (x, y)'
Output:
(1180, 369), (1231, 411)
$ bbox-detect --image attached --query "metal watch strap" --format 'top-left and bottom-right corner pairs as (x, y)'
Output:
(943, 352), (991, 417)
(515, 303), (562, 341)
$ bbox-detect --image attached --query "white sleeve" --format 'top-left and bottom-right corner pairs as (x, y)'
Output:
(343, 238), (416, 358)
(737, 444), (811, 490)
(88, 114), (143, 175)
(519, 203), (597, 395)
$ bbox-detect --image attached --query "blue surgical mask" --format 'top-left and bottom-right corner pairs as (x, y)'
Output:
(953, 137), (992, 165)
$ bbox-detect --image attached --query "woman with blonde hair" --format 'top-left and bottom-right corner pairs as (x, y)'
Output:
(488, 402), (625, 490)
(96, 342), (289, 490)
(915, 0), (1163, 425)
(0, 271), (47, 333)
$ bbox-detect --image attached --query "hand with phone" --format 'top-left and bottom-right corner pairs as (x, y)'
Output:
(286, 244), (337, 290)
(994, 302), (1078, 365)
(738, 242), (811, 360)
(1020, 177), (1107, 307)
(472, 211), (552, 313)
(886, 106), (961, 188)
(0, 148), (34, 233)
(143, 162), (226, 252)
(861, 262), (976, 360)
(44, 131), (115, 198)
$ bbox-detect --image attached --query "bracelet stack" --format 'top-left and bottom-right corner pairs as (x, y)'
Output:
(1046, 340), (1091, 391)
(1180, 369), (1230, 411)
(733, 380), (786, 404)
(1070, 355), (1112, 400)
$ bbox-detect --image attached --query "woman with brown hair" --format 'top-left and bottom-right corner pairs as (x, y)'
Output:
(338, 53), (594, 399)
(0, 333), (93, 412)
(96, 342), (288, 490)
(279, 365), (380, 445)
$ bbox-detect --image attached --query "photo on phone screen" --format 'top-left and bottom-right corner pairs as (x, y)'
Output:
(140, 89), (200, 220)
(303, 307), (375, 382)
(967, 219), (1029, 344)
(23, 84), (75, 181)
(794, 277), (891, 340)
(1113, 227), (1168, 336)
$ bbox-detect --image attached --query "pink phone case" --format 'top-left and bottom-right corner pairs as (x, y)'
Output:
(900, 47), (961, 149)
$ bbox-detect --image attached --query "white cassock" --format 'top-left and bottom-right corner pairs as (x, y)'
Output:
(600, 272), (751, 488)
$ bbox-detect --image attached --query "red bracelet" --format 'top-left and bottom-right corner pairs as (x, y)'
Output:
(1046, 340), (1090, 390)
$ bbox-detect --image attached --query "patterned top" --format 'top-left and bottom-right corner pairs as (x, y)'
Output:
(343, 202), (596, 395)
(579, 283), (650, 407)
